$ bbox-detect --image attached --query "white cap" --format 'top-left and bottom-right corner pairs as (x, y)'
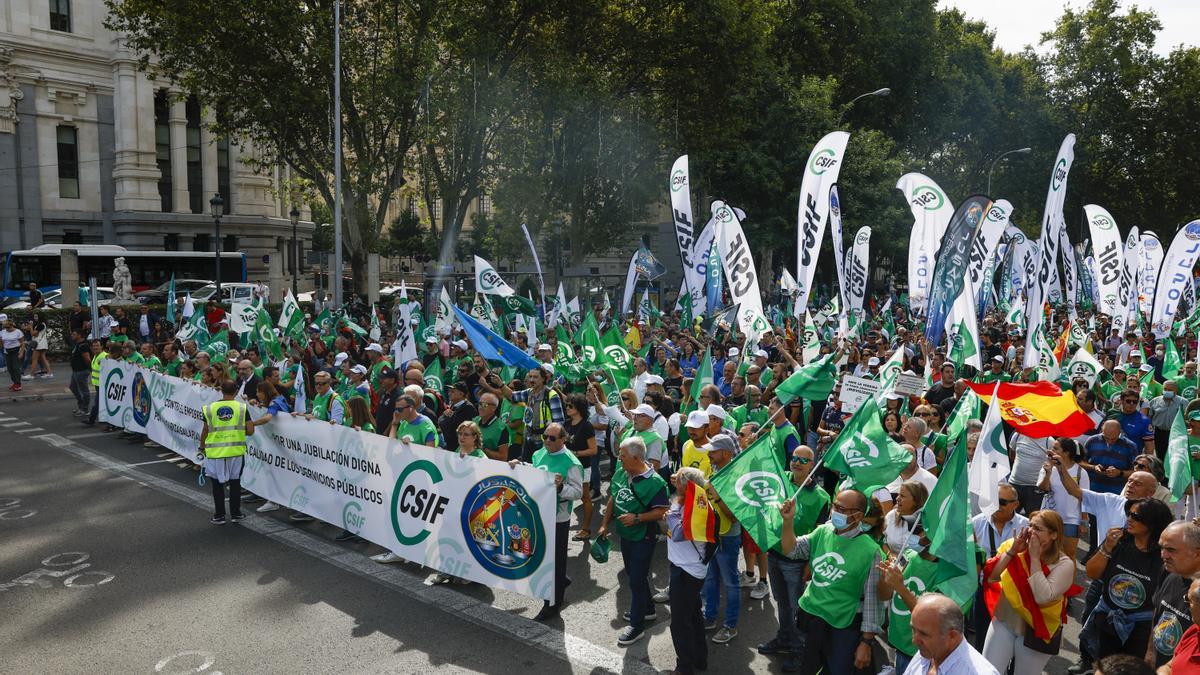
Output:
(992, 355), (1005, 363)
(537, 343), (553, 351)
(1139, 363), (1153, 373)
(425, 335), (438, 343)
(334, 352), (349, 367)
(645, 374), (664, 385)
(0, 313), (7, 322)
(632, 404), (657, 417)
(365, 343), (384, 354)
(350, 364), (368, 375)
(540, 362), (556, 375)
(705, 403), (728, 420)
(452, 339), (468, 351)
(685, 410), (709, 429)
(727, 347), (740, 358)
(867, 356), (881, 366)
(754, 349), (768, 359)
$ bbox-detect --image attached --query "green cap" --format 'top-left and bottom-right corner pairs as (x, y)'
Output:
(1188, 410), (1200, 422)
(589, 536), (611, 563)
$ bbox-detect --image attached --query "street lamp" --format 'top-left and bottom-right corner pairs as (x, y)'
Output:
(987, 147), (1032, 195)
(209, 193), (224, 297)
(289, 206), (301, 298)
(837, 87), (890, 123)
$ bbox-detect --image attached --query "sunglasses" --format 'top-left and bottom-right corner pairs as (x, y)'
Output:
(1127, 509), (1145, 522)
(544, 434), (561, 441)
(998, 498), (1017, 507)
(790, 456), (812, 465)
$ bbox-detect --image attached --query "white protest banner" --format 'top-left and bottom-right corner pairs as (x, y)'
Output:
(1023, 134), (1075, 368)
(830, 185), (848, 310)
(669, 155), (706, 311)
(1085, 205), (1123, 317)
(1151, 220), (1200, 337)
(847, 226), (871, 320)
(1112, 226), (1141, 336)
(474, 255), (517, 297)
(796, 131), (851, 314)
(714, 200), (770, 338)
(839, 374), (881, 413)
(98, 361), (558, 602)
(898, 173), (954, 315)
(1139, 232), (1163, 316)
(893, 373), (928, 397)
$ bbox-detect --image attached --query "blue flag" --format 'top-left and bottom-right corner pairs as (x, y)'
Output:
(452, 307), (542, 370)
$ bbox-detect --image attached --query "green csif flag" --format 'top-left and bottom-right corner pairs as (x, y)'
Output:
(201, 329), (230, 359)
(921, 433), (977, 599)
(314, 308), (335, 335)
(944, 389), (980, 443)
(424, 359), (445, 394)
(680, 293), (694, 332)
(278, 291), (307, 343)
(684, 347), (713, 414)
(1166, 408), (1191, 502)
(709, 434), (790, 552)
(599, 325), (633, 389)
(255, 308), (283, 361)
(1163, 338), (1183, 381)
(824, 403), (910, 489)
(774, 354), (839, 406)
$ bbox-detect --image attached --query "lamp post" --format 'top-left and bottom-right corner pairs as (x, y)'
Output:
(837, 87), (890, 124)
(987, 147), (1032, 195)
(289, 206), (300, 298)
(209, 193), (224, 297)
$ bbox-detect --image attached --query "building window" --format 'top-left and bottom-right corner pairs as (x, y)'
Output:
(193, 233), (210, 252)
(164, 234), (179, 251)
(407, 196), (417, 215)
(217, 137), (231, 214)
(223, 235), (237, 253)
(56, 125), (79, 199)
(185, 96), (203, 214)
(431, 197), (441, 220)
(154, 90), (172, 212)
(478, 193), (492, 218)
(49, 0), (71, 32)
(63, 230), (82, 244)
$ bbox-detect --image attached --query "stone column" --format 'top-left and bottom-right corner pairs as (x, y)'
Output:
(169, 97), (189, 213)
(199, 108), (218, 207)
(110, 54), (161, 211)
(61, 249), (80, 311)
(233, 137), (273, 216)
(367, 253), (380, 305)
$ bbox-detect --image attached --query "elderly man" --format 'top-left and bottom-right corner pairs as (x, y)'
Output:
(759, 443), (830, 670)
(235, 359), (261, 401)
(1173, 360), (1200, 401)
(1146, 519), (1200, 669)
(968, 483), (1028, 648)
(699, 434), (744, 645)
(903, 593), (998, 675)
(1149, 380), (1185, 454)
(780, 488), (885, 675)
(729, 385), (768, 432)
(597, 436), (669, 647)
(900, 416), (939, 472)
(1163, 578), (1200, 674)
(438, 382), (477, 452)
(388, 393), (438, 445)
(1082, 419), (1142, 494)
(522, 421), (583, 620)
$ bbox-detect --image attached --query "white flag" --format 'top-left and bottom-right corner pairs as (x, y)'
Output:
(474, 255), (516, 297)
(1023, 134), (1076, 368)
(847, 226), (870, 319)
(969, 200), (1012, 307)
(435, 286), (456, 336)
(898, 173), (955, 315)
(830, 185), (848, 311)
(392, 285), (418, 366)
(714, 200), (769, 338)
(801, 311), (820, 364)
(780, 269), (800, 296)
(1085, 205), (1124, 317)
(669, 155), (706, 311)
(182, 293), (195, 320)
(1139, 232), (1164, 317)
(1066, 346), (1103, 387)
(970, 383), (1011, 517)
(1112, 227), (1141, 336)
(1151, 220), (1200, 337)
(795, 131), (851, 314)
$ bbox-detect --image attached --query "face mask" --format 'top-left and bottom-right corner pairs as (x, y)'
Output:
(859, 522), (873, 533)
(830, 511), (850, 530)
(1165, 391), (1176, 400)
(907, 534), (926, 554)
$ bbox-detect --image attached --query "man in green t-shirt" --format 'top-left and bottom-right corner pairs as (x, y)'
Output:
(758, 443), (830, 670)
(1187, 410), (1200, 485)
(1173, 361), (1200, 402)
(389, 393), (438, 445)
(527, 422), (583, 620)
(780, 488), (884, 674)
(975, 355), (1011, 385)
(729, 385), (769, 432)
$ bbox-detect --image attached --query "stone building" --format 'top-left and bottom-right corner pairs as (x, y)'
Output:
(0, 0), (315, 291)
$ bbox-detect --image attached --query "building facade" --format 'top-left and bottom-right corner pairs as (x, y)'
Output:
(0, 0), (315, 290)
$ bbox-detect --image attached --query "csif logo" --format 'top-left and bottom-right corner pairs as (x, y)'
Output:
(811, 551), (848, 586)
(343, 501), (366, 534)
(103, 367), (127, 417)
(733, 472), (786, 509)
(910, 185), (944, 211)
(670, 168), (687, 192)
(1051, 158), (1068, 191)
(391, 460), (449, 546)
(854, 229), (870, 246)
(716, 206), (734, 224)
(809, 148), (838, 175)
(1093, 214), (1115, 231)
(479, 269), (505, 291)
(986, 205), (1007, 222)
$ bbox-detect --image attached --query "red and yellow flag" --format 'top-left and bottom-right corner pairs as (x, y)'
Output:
(965, 380), (1093, 438)
(682, 482), (717, 543)
(1053, 321), (1071, 365)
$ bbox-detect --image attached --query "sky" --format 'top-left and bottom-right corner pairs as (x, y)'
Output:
(942, 0), (1199, 55)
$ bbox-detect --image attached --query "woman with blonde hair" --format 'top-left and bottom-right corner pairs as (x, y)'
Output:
(983, 510), (1076, 673)
(456, 420), (485, 458)
(883, 480), (928, 556)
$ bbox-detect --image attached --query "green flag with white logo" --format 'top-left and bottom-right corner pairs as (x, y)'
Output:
(947, 317), (978, 371)
(823, 403), (910, 489)
(1163, 338), (1183, 381)
(680, 292), (694, 333)
(774, 355), (838, 406)
(576, 312), (603, 366)
(314, 308), (334, 335)
(684, 347), (713, 415)
(1166, 408), (1191, 501)
(944, 389), (980, 443)
(709, 434), (790, 552)
(255, 307), (283, 361)
(494, 293), (537, 317)
(278, 290), (307, 343)
(177, 305), (209, 344)
(201, 329), (229, 359)
(921, 433), (977, 596)
(599, 325), (633, 389)
(424, 359), (444, 394)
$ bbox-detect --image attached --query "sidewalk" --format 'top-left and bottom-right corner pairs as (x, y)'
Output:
(0, 359), (77, 404)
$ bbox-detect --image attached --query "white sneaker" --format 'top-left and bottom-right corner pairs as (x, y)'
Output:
(750, 580), (769, 600)
(652, 588), (670, 603)
(42, 373), (53, 379)
(371, 552), (404, 564)
(739, 572), (757, 588)
(256, 501), (280, 513)
(430, 572), (452, 585)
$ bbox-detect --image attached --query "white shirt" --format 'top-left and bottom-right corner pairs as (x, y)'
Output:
(971, 511), (1030, 558)
(1037, 463), (1089, 526)
(884, 509), (918, 555)
(0, 328), (22, 350)
(903, 636), (999, 675)
(886, 466), (938, 496)
(632, 371), (649, 401)
(665, 503), (708, 579)
(1080, 489), (1129, 537)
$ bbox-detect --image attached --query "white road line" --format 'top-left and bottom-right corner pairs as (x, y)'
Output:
(2, 421), (30, 428)
(28, 432), (651, 675)
(67, 432), (110, 440)
(15, 427), (44, 434)
(128, 458), (179, 467)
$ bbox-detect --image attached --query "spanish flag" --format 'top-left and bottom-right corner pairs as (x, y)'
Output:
(470, 487), (517, 529)
(965, 380), (1094, 438)
(682, 482), (718, 543)
(984, 539), (1082, 641)
(1053, 321), (1071, 365)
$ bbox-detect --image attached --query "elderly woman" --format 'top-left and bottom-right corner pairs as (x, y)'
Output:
(664, 467), (710, 675)
(597, 436), (670, 647)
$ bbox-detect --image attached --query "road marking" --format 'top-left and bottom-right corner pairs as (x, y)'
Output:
(14, 427), (44, 434)
(67, 432), (109, 440)
(2, 421), (30, 428)
(29, 432), (651, 675)
(128, 459), (179, 467)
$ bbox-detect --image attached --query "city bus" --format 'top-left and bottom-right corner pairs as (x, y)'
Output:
(1, 245), (246, 300)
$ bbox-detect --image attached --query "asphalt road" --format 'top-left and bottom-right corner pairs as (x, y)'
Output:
(0, 394), (1087, 674)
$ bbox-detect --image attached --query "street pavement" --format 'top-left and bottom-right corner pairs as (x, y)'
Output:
(1, 373), (1087, 674)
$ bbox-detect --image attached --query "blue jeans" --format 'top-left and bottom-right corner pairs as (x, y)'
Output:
(703, 532), (742, 629)
(620, 535), (657, 631)
(767, 550), (806, 648)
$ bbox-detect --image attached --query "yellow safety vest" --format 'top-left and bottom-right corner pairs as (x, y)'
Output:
(90, 351), (108, 386)
(202, 399), (248, 458)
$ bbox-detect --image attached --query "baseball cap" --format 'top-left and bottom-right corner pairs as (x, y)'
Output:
(754, 349), (768, 359)
(705, 404), (728, 420)
(452, 339), (468, 351)
(645, 374), (664, 385)
(702, 434), (739, 454)
(1139, 363), (1153, 373)
(1113, 364), (1128, 373)
(424, 335), (438, 343)
(867, 356), (881, 366)
(379, 367), (398, 380)
(540, 362), (556, 376)
(727, 347), (740, 358)
(992, 355), (1005, 363)
(1130, 349), (1145, 359)
(1189, 410), (1200, 422)
(537, 343), (553, 351)
(632, 404), (656, 417)
(333, 352), (349, 367)
(365, 343), (384, 354)
(685, 410), (709, 429)
(350, 364), (368, 375)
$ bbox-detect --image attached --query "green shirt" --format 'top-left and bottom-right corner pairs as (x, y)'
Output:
(127, 353), (145, 365)
(533, 447), (583, 522)
(165, 356), (183, 377)
(475, 415), (510, 457)
(730, 404), (769, 431)
(393, 414), (439, 445)
(609, 466), (668, 541)
(796, 523), (881, 629)
(976, 370), (1011, 384)
(1189, 433), (1200, 484)
(1173, 374), (1200, 401)
(142, 356), (162, 371)
(773, 483), (830, 554)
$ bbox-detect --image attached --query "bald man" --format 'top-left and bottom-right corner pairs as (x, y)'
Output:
(904, 593), (997, 674)
(235, 359), (261, 401)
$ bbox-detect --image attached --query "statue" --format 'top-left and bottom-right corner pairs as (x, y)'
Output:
(112, 257), (134, 302)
